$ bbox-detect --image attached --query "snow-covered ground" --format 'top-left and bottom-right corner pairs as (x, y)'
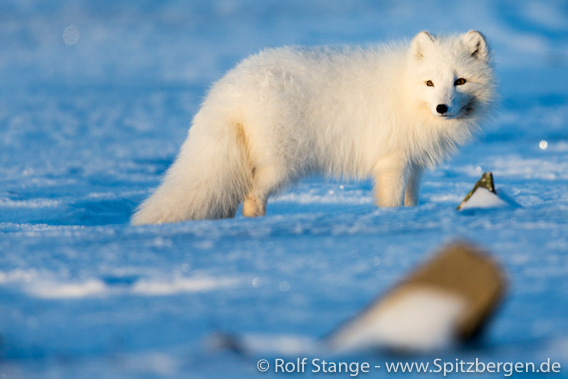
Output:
(1, 0), (568, 377)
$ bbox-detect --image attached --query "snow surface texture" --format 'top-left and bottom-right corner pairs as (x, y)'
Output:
(1, 0), (568, 378)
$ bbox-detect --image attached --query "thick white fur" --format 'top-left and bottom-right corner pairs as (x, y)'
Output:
(132, 31), (496, 224)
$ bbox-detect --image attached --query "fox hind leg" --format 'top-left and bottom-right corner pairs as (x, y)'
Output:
(242, 194), (266, 217)
(242, 165), (289, 217)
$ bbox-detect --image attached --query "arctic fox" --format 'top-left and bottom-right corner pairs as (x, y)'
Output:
(132, 30), (496, 224)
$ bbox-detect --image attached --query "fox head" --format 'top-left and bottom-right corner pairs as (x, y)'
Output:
(408, 30), (496, 121)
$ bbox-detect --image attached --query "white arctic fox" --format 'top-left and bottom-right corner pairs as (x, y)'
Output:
(132, 30), (496, 224)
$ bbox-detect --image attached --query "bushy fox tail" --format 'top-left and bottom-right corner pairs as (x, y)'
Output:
(131, 113), (252, 225)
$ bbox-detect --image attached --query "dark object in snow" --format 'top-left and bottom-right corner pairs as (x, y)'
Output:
(207, 331), (248, 356)
(327, 241), (506, 353)
(457, 172), (496, 210)
(457, 172), (520, 210)
(408, 242), (506, 341)
(210, 242), (507, 356)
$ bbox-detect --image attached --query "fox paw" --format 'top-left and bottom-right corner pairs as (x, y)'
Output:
(242, 196), (266, 217)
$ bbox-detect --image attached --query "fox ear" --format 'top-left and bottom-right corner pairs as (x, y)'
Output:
(411, 31), (435, 59)
(463, 30), (490, 61)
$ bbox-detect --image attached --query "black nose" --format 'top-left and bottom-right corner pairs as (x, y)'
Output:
(436, 104), (448, 114)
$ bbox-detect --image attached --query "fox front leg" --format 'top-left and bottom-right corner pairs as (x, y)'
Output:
(404, 164), (423, 206)
(373, 158), (408, 208)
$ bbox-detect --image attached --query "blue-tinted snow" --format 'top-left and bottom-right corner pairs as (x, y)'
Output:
(1, 0), (568, 378)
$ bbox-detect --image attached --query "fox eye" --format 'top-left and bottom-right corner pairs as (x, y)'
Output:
(454, 78), (467, 86)
(426, 80), (434, 87)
